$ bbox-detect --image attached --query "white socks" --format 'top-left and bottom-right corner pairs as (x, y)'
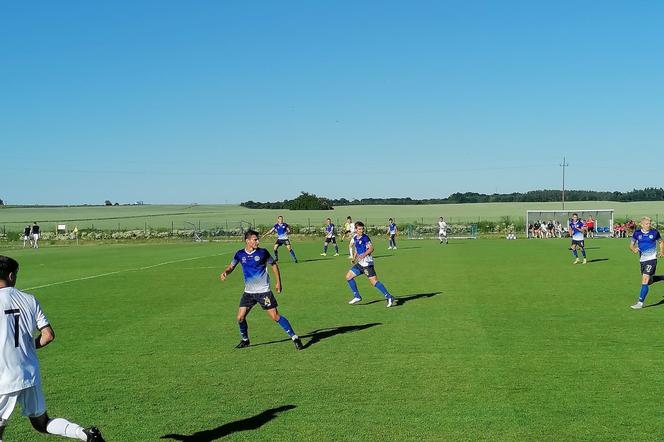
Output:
(47, 418), (87, 440)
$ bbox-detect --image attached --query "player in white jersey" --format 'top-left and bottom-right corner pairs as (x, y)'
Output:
(0, 256), (105, 442)
(438, 217), (448, 244)
(343, 216), (356, 258)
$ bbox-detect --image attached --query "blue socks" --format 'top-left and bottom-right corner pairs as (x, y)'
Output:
(274, 249), (279, 261)
(581, 249), (586, 258)
(290, 249), (298, 262)
(323, 245), (328, 253)
(375, 281), (392, 299)
(639, 284), (649, 302)
(334, 244), (339, 253)
(276, 315), (295, 337)
(238, 319), (248, 340)
(347, 279), (360, 298)
(572, 249), (578, 258)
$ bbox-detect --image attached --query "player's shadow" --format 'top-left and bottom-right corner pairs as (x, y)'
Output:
(252, 322), (382, 349)
(372, 254), (396, 259)
(584, 247), (601, 250)
(645, 299), (664, 309)
(160, 405), (296, 441)
(588, 258), (609, 263)
(297, 258), (328, 263)
(363, 291), (442, 306)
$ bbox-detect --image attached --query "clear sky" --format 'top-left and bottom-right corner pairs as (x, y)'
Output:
(1, 1), (662, 205)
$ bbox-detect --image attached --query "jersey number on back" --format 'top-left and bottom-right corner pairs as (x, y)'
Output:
(4, 309), (20, 347)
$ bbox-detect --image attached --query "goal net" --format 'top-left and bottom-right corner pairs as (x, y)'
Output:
(525, 209), (614, 238)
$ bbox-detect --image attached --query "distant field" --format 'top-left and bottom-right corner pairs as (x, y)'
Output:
(1, 202), (663, 233)
(1, 237), (663, 440)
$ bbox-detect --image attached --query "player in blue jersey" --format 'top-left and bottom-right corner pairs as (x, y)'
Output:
(220, 230), (303, 350)
(346, 221), (397, 307)
(629, 217), (664, 309)
(387, 218), (398, 250)
(263, 216), (298, 263)
(321, 218), (339, 257)
(568, 213), (587, 264)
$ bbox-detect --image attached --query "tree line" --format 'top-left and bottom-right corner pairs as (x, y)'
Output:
(241, 188), (664, 210)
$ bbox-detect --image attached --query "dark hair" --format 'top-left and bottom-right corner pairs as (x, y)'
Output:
(354, 221), (365, 228)
(0, 256), (19, 282)
(326, 218), (331, 221)
(347, 216), (352, 220)
(244, 229), (259, 240)
(389, 218), (393, 222)
(572, 213), (578, 216)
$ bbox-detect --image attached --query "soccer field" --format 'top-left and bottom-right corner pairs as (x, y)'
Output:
(1, 237), (663, 441)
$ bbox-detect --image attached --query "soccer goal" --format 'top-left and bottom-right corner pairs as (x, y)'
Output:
(525, 209), (614, 238)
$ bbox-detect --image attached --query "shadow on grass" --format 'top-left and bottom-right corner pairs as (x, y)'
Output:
(161, 405), (296, 441)
(645, 298), (664, 309)
(588, 258), (609, 263)
(296, 258), (328, 263)
(251, 323), (382, 349)
(362, 291), (442, 306)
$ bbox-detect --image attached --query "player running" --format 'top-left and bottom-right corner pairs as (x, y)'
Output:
(568, 213), (587, 264)
(321, 218), (339, 256)
(220, 230), (303, 350)
(346, 221), (397, 307)
(342, 216), (356, 259)
(387, 218), (398, 250)
(0, 256), (105, 442)
(263, 216), (298, 263)
(438, 217), (448, 244)
(629, 217), (664, 309)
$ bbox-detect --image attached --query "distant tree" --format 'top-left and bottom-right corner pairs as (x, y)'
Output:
(105, 200), (112, 206)
(113, 202), (119, 206)
(0, 198), (4, 206)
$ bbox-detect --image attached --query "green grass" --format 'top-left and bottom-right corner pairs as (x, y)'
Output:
(0, 237), (663, 440)
(2, 202), (664, 233)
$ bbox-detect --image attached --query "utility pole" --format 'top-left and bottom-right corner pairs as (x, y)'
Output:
(560, 156), (569, 210)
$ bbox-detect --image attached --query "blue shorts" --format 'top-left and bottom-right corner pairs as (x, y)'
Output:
(275, 239), (291, 247)
(572, 240), (585, 248)
(240, 291), (278, 310)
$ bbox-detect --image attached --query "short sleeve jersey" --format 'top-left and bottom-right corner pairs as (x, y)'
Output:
(274, 223), (289, 240)
(438, 221), (447, 231)
(569, 219), (585, 241)
(632, 229), (661, 262)
(231, 248), (275, 293)
(351, 233), (374, 267)
(32, 225), (40, 235)
(24, 227), (30, 237)
(325, 224), (335, 238)
(0, 287), (49, 394)
(388, 223), (397, 235)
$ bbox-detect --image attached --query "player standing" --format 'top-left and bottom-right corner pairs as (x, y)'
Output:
(387, 218), (398, 250)
(629, 217), (664, 309)
(22, 226), (32, 248)
(568, 213), (587, 264)
(346, 222), (397, 307)
(263, 216), (298, 263)
(437, 217), (448, 244)
(0, 256), (105, 441)
(320, 218), (339, 256)
(220, 230), (303, 350)
(30, 222), (40, 249)
(343, 216), (356, 259)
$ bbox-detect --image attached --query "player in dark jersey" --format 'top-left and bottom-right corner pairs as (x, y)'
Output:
(263, 216), (298, 263)
(23, 225), (32, 248)
(30, 222), (41, 249)
(346, 221), (397, 307)
(629, 217), (664, 309)
(321, 218), (339, 256)
(220, 230), (303, 349)
(568, 214), (586, 264)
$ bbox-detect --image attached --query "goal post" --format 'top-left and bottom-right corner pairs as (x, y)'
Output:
(525, 209), (614, 238)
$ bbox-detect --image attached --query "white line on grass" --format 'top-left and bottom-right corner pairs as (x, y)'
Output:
(23, 252), (230, 291)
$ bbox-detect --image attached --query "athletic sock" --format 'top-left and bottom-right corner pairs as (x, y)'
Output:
(323, 245), (328, 253)
(276, 316), (295, 337)
(572, 249), (578, 258)
(46, 418), (87, 441)
(334, 244), (339, 253)
(274, 249), (279, 260)
(639, 284), (649, 302)
(374, 281), (392, 299)
(290, 249), (297, 262)
(238, 319), (249, 340)
(581, 249), (586, 258)
(347, 279), (360, 298)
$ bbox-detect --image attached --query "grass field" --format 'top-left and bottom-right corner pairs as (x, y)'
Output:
(1, 236), (663, 441)
(2, 202), (664, 234)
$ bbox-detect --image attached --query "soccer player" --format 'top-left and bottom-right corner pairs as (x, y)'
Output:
(437, 217), (448, 244)
(586, 216), (595, 238)
(0, 256), (105, 442)
(629, 217), (664, 309)
(263, 216), (297, 263)
(387, 218), (398, 250)
(30, 222), (40, 249)
(22, 226), (32, 248)
(568, 213), (587, 264)
(342, 216), (356, 258)
(321, 218), (339, 256)
(220, 230), (303, 350)
(346, 221), (397, 307)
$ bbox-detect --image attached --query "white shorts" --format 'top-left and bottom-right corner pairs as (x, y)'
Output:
(32, 234), (40, 241)
(23, 235), (30, 241)
(0, 385), (46, 423)
(439, 230), (447, 236)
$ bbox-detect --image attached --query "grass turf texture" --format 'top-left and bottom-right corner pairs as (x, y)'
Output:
(2, 201), (664, 233)
(0, 237), (662, 441)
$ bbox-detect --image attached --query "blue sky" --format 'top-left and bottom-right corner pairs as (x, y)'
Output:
(1, 1), (662, 204)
